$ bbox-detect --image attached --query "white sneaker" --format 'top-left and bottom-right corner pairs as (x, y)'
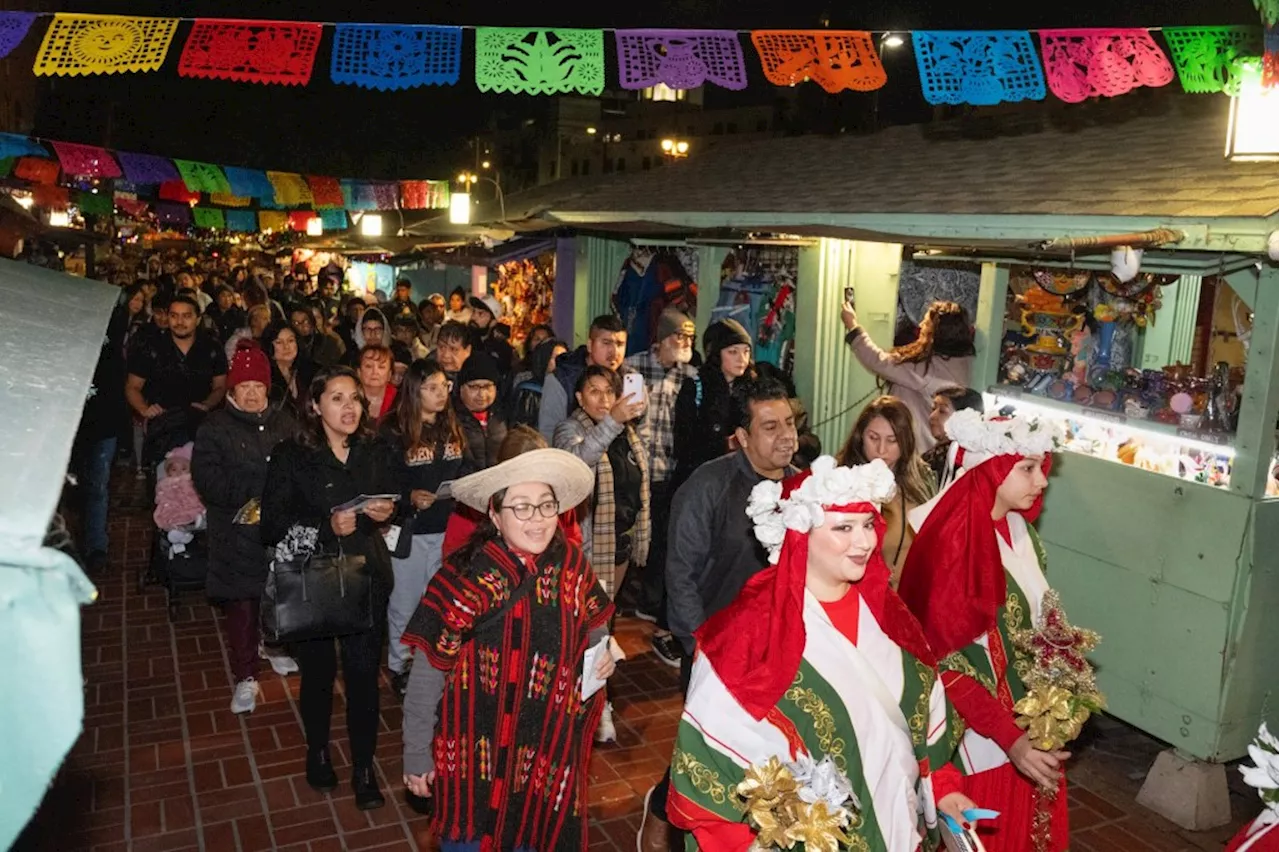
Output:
(230, 678), (260, 714)
(259, 644), (299, 675)
(596, 702), (618, 744)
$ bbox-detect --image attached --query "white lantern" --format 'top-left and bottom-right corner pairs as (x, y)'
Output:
(449, 191), (472, 225)
(305, 216), (323, 236)
(1225, 59), (1279, 162)
(360, 213), (383, 237)
(48, 210), (70, 228)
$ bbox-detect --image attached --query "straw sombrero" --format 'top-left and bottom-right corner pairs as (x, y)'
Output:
(450, 448), (594, 513)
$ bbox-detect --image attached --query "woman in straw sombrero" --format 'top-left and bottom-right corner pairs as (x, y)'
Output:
(399, 447), (617, 851)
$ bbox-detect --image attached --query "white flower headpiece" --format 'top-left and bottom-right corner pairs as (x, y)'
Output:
(1241, 724), (1279, 822)
(747, 456), (897, 564)
(945, 408), (1064, 459)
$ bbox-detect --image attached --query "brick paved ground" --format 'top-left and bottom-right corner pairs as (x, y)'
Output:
(13, 473), (1258, 851)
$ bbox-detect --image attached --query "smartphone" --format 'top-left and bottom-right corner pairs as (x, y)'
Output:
(844, 286), (856, 306)
(622, 372), (645, 401)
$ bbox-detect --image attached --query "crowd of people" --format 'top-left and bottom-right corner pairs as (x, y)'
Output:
(75, 248), (1091, 852)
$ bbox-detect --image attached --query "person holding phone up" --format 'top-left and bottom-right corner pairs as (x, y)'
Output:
(260, 366), (400, 810)
(553, 364), (649, 744)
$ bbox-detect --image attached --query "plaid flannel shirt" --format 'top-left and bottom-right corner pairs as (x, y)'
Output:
(625, 347), (697, 484)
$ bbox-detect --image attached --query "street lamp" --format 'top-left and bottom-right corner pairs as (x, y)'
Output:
(456, 171), (506, 222)
(872, 33), (905, 131)
(881, 33), (905, 49)
(661, 138), (690, 158)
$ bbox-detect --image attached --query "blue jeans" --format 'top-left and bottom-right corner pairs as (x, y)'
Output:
(83, 436), (117, 555)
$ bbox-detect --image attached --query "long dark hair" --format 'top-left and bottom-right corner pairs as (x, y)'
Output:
(891, 301), (975, 365)
(453, 485), (567, 567)
(392, 358), (465, 459)
(297, 366), (375, 450)
(837, 396), (934, 505)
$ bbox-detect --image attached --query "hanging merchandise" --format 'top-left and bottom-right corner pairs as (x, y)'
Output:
(751, 30), (887, 92)
(1163, 26), (1264, 93)
(266, 171), (314, 206)
(14, 157), (59, 184)
(158, 180), (200, 203)
(1038, 29), (1174, 102)
(209, 192), (251, 207)
(914, 30), (1047, 105)
(173, 159), (231, 194)
(222, 166), (274, 200)
(50, 141), (121, 178)
(0, 12), (36, 60)
(306, 175), (345, 209)
(330, 24), (462, 90)
(225, 210), (258, 232)
(178, 19), (323, 86)
(475, 28), (605, 95)
(0, 132), (48, 160)
(616, 30), (748, 90)
(258, 210), (289, 231)
(33, 13), (179, 77)
(192, 207), (226, 229)
(117, 150), (180, 184)
(75, 190), (112, 217)
(155, 201), (192, 227)
(319, 209), (348, 231)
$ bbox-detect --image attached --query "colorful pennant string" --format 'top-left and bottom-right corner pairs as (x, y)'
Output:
(33, 13), (179, 77)
(222, 166), (274, 199)
(400, 180), (450, 210)
(752, 30), (886, 92)
(33, 184), (69, 207)
(1038, 29), (1173, 102)
(307, 175), (345, 208)
(158, 180), (200, 203)
(114, 193), (149, 217)
(225, 210), (258, 232)
(258, 210), (289, 231)
(15, 157), (59, 184)
(330, 24), (462, 90)
(178, 19), (323, 86)
(75, 190), (113, 216)
(209, 192), (251, 207)
(341, 179), (378, 210)
(319, 209), (348, 230)
(1162, 26), (1263, 93)
(173, 159), (231, 194)
(287, 210), (315, 231)
(0, 132), (48, 160)
(50, 141), (121, 178)
(117, 151), (179, 184)
(0, 12), (36, 59)
(475, 28), (606, 95)
(155, 201), (192, 227)
(371, 182), (399, 209)
(913, 30), (1046, 105)
(616, 29), (747, 90)
(266, 171), (314, 206)
(192, 207), (225, 229)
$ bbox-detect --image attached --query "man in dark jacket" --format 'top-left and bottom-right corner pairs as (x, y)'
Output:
(191, 340), (298, 715)
(536, 314), (628, 441)
(453, 352), (508, 470)
(637, 376), (799, 852)
(467, 295), (516, 380)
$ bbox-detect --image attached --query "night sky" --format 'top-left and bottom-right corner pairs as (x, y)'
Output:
(15, 0), (1258, 181)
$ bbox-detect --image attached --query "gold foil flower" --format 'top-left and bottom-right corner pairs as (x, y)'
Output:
(738, 756), (800, 813)
(784, 801), (852, 852)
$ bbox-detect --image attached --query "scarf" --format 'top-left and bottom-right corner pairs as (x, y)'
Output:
(570, 409), (651, 585)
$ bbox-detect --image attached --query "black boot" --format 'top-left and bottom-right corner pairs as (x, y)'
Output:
(352, 764), (386, 810)
(306, 747), (338, 793)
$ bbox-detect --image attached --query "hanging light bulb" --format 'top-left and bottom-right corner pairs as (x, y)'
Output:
(449, 192), (472, 225)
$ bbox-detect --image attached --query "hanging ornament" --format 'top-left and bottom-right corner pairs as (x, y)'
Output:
(117, 150), (179, 185)
(178, 19), (323, 86)
(173, 159), (231, 195)
(616, 30), (747, 91)
(225, 210), (258, 233)
(913, 31), (1046, 105)
(330, 24), (462, 90)
(1162, 26), (1263, 94)
(287, 210), (315, 231)
(34, 13), (179, 77)
(222, 167), (275, 200)
(258, 210), (289, 231)
(0, 12), (37, 60)
(50, 141), (122, 178)
(266, 171), (314, 206)
(192, 207), (226, 230)
(158, 180), (200, 204)
(319, 209), (348, 231)
(1038, 29), (1173, 102)
(475, 28), (605, 95)
(0, 132), (48, 160)
(751, 30), (886, 92)
(306, 176), (345, 209)
(14, 156), (59, 184)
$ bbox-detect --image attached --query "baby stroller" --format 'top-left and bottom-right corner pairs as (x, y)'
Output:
(140, 443), (209, 621)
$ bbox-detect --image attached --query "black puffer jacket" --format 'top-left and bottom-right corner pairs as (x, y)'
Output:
(455, 400), (508, 471)
(191, 403), (298, 601)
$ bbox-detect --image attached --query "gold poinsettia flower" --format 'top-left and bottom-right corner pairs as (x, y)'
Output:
(738, 756), (800, 812)
(783, 801), (852, 852)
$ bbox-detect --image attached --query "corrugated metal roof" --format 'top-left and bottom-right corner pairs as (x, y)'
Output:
(528, 99), (1277, 220)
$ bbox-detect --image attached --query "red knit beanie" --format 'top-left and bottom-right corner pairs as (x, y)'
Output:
(227, 339), (271, 390)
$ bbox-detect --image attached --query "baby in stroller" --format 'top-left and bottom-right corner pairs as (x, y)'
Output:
(154, 442), (206, 548)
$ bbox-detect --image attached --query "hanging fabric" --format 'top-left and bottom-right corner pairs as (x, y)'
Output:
(751, 30), (886, 92)
(209, 193), (252, 207)
(266, 171), (314, 206)
(1162, 26), (1264, 93)
(913, 30), (1046, 105)
(330, 24), (463, 90)
(0, 12), (37, 60)
(117, 151), (179, 185)
(14, 157), (59, 184)
(1038, 29), (1174, 102)
(33, 184), (70, 208)
(0, 133), (48, 160)
(225, 210), (258, 232)
(306, 176), (345, 209)
(616, 30), (748, 90)
(319, 209), (349, 231)
(34, 13), (179, 77)
(178, 19), (323, 86)
(222, 166), (275, 200)
(158, 181), (200, 204)
(50, 142), (121, 178)
(192, 207), (226, 229)
(173, 159), (231, 194)
(475, 28), (605, 95)
(258, 210), (289, 231)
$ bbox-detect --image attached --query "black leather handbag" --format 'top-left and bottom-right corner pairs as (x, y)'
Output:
(262, 549), (373, 643)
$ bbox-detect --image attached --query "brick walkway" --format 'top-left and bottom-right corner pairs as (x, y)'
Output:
(14, 473), (1257, 851)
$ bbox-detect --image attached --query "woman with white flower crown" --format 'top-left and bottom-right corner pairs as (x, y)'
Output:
(1226, 724), (1278, 852)
(668, 455), (977, 851)
(899, 409), (1093, 852)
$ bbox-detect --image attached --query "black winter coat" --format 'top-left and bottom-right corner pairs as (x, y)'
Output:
(259, 434), (399, 592)
(191, 403), (298, 601)
(455, 400), (508, 471)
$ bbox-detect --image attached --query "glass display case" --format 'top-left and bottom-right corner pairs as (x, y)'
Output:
(994, 266), (1251, 489)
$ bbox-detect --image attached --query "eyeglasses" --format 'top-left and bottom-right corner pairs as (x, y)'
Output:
(674, 333), (695, 343)
(501, 500), (560, 521)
